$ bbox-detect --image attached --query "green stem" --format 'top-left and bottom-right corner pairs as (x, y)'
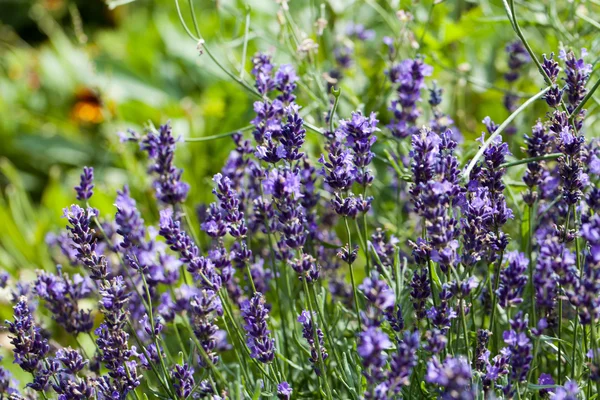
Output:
(460, 299), (471, 364)
(344, 217), (363, 332)
(462, 86), (550, 180)
(590, 322), (600, 394)
(185, 125), (254, 142)
(488, 249), (504, 352)
(303, 279), (334, 400)
(500, 153), (561, 169)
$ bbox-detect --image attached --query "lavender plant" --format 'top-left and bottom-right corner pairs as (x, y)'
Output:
(2, 2), (600, 400)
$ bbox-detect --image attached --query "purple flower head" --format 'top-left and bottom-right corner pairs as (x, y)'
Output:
(140, 121), (190, 204)
(56, 347), (88, 374)
(523, 121), (552, 204)
(159, 208), (218, 287)
(34, 270), (94, 334)
(252, 52), (275, 95)
(502, 312), (533, 391)
(115, 186), (146, 249)
(346, 23), (375, 41)
(274, 64), (298, 104)
(358, 327), (392, 384)
(425, 356), (474, 400)
(63, 204), (107, 280)
(551, 381), (579, 400)
(410, 268), (431, 320)
(298, 310), (328, 375)
(319, 135), (356, 192)
(241, 293), (275, 364)
(359, 272), (395, 314)
(172, 363), (195, 399)
(277, 382), (293, 400)
(75, 166), (94, 201)
(291, 253), (320, 283)
(190, 289), (223, 366)
(339, 111), (379, 186)
(504, 40), (530, 83)
(211, 173), (248, 238)
(561, 49), (592, 112)
(582, 214), (600, 265)
(387, 57), (433, 138)
(263, 168), (303, 201)
(496, 251), (528, 309)
(6, 297), (49, 373)
(387, 330), (419, 393)
(538, 373), (555, 397)
(278, 106), (306, 161)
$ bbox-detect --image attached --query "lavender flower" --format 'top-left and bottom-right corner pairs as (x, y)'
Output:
(387, 330), (419, 394)
(502, 312), (533, 395)
(298, 310), (328, 375)
(172, 363), (195, 399)
(277, 382), (293, 400)
(388, 57), (433, 138)
(190, 289), (223, 366)
(56, 347), (88, 374)
(115, 186), (146, 249)
(561, 49), (592, 113)
(34, 269), (94, 334)
(160, 208), (217, 287)
(496, 251), (528, 309)
(523, 121), (551, 205)
(358, 327), (392, 384)
(425, 356), (474, 400)
(542, 53), (562, 108)
(319, 132), (355, 192)
(252, 52), (275, 95)
(410, 268), (431, 320)
(75, 166), (94, 201)
(6, 297), (49, 374)
(63, 204), (108, 280)
(241, 293), (275, 364)
(211, 173), (247, 238)
(550, 381), (579, 400)
(140, 121), (190, 204)
(339, 111), (378, 186)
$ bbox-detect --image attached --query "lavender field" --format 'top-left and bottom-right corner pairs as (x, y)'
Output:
(1, 0), (600, 399)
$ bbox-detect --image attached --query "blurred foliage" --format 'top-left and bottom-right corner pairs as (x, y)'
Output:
(0, 0), (599, 387)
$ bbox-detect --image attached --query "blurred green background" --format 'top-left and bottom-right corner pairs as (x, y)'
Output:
(0, 0), (599, 387)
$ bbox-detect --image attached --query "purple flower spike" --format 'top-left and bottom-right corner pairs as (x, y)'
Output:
(426, 356), (474, 400)
(172, 363), (195, 399)
(298, 310), (328, 375)
(387, 57), (433, 139)
(140, 121), (190, 205)
(496, 251), (528, 309)
(277, 382), (293, 400)
(6, 297), (49, 374)
(241, 293), (275, 364)
(75, 166), (94, 201)
(358, 327), (392, 385)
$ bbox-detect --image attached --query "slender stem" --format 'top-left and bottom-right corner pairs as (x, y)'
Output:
(488, 249), (505, 352)
(303, 279), (334, 400)
(558, 294), (563, 385)
(239, 6), (250, 79)
(344, 217), (363, 332)
(330, 87), (341, 134)
(185, 125), (253, 142)
(527, 203), (537, 330)
(500, 153), (561, 169)
(460, 299), (471, 364)
(462, 86), (550, 180)
(590, 322), (600, 394)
